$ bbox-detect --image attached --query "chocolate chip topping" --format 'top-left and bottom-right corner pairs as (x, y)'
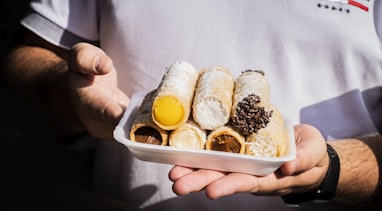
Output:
(134, 126), (162, 145)
(242, 69), (265, 76)
(231, 93), (273, 136)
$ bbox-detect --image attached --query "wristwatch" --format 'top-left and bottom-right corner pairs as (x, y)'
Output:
(281, 143), (340, 207)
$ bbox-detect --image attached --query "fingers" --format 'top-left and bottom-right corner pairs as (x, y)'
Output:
(208, 171), (300, 198)
(78, 88), (130, 139)
(101, 91), (130, 126)
(170, 166), (226, 196)
(204, 173), (259, 199)
(170, 168), (291, 199)
(69, 42), (113, 75)
(169, 166), (195, 181)
(279, 160), (297, 176)
(280, 124), (327, 176)
(67, 42), (129, 139)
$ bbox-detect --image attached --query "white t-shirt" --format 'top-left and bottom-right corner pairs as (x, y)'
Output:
(22, 0), (382, 210)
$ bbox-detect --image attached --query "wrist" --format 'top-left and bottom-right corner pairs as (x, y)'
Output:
(282, 143), (340, 206)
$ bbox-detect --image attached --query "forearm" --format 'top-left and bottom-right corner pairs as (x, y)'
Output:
(2, 44), (85, 135)
(3, 45), (65, 97)
(329, 135), (382, 206)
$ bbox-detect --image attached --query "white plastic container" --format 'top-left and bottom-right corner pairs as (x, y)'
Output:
(113, 92), (296, 176)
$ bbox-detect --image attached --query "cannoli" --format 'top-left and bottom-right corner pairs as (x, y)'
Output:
(245, 105), (288, 157)
(206, 125), (245, 154)
(130, 90), (169, 145)
(231, 70), (273, 136)
(192, 66), (234, 130)
(169, 119), (207, 150)
(152, 61), (200, 130)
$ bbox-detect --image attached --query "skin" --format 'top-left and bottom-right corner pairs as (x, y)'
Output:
(169, 126), (382, 207)
(170, 125), (329, 197)
(2, 28), (382, 207)
(2, 29), (129, 139)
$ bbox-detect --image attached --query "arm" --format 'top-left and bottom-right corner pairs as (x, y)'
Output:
(169, 124), (382, 207)
(1, 28), (129, 139)
(330, 136), (382, 206)
(2, 29), (80, 134)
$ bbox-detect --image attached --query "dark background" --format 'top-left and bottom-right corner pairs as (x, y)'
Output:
(0, 1), (139, 210)
(0, 0), (30, 57)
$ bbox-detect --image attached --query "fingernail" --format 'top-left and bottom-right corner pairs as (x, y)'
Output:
(94, 56), (107, 73)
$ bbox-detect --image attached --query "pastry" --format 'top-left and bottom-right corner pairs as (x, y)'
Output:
(231, 70), (273, 136)
(130, 90), (169, 145)
(152, 61), (200, 130)
(245, 105), (288, 157)
(192, 66), (234, 130)
(206, 125), (245, 154)
(169, 119), (207, 149)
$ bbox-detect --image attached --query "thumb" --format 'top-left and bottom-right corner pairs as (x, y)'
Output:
(69, 42), (113, 75)
(279, 159), (298, 176)
(103, 90), (130, 126)
(280, 124), (327, 176)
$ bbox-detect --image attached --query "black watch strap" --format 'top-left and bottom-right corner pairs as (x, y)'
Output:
(282, 143), (340, 206)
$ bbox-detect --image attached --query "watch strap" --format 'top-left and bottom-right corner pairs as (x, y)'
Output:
(282, 143), (340, 206)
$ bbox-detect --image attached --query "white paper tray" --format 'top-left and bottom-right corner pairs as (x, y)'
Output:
(113, 92), (296, 176)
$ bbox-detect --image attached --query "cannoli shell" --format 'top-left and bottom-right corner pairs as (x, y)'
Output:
(192, 66), (234, 130)
(206, 125), (245, 154)
(130, 90), (169, 145)
(152, 61), (200, 130)
(245, 105), (288, 157)
(231, 70), (273, 135)
(169, 119), (207, 150)
(232, 70), (270, 112)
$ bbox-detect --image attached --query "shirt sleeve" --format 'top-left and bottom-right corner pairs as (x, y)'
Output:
(21, 0), (99, 49)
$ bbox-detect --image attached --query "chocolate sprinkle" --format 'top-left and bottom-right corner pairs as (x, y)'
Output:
(242, 69), (265, 76)
(231, 93), (273, 136)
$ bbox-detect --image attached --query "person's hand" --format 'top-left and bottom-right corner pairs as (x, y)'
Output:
(67, 42), (130, 139)
(169, 124), (329, 199)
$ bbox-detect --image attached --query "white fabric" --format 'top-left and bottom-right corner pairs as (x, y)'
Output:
(21, 0), (382, 210)
(29, 0), (99, 42)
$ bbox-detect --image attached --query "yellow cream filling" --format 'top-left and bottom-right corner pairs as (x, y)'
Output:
(153, 96), (184, 126)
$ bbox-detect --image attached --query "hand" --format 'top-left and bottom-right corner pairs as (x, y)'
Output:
(67, 42), (130, 139)
(169, 124), (329, 199)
